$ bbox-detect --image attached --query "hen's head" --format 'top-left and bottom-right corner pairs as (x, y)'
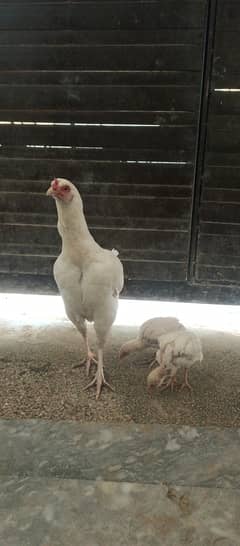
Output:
(46, 178), (77, 204)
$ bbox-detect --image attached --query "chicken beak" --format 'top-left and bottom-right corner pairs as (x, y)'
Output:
(46, 186), (53, 196)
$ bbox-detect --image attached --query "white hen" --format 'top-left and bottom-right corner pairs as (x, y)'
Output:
(119, 316), (185, 363)
(147, 329), (203, 392)
(46, 177), (124, 399)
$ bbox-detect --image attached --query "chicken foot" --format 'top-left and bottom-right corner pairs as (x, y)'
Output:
(82, 351), (98, 376)
(157, 364), (178, 392)
(73, 338), (98, 376)
(83, 348), (114, 399)
(158, 375), (178, 392)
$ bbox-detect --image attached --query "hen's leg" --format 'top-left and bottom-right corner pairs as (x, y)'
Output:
(72, 320), (97, 375)
(85, 295), (118, 398)
(79, 338), (98, 376)
(179, 368), (193, 392)
(83, 348), (114, 399)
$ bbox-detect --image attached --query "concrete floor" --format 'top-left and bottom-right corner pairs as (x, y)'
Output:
(0, 419), (240, 545)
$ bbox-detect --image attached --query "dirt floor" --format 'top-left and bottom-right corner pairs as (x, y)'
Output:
(0, 319), (240, 427)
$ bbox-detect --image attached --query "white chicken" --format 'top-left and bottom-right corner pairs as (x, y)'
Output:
(119, 316), (185, 365)
(46, 177), (124, 399)
(147, 328), (203, 392)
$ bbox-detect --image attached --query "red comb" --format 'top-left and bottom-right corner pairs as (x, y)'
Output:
(52, 178), (59, 190)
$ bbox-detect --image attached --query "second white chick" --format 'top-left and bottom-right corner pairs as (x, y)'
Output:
(147, 329), (203, 392)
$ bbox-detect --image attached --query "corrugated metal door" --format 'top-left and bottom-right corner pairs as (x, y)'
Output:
(0, 1), (219, 301)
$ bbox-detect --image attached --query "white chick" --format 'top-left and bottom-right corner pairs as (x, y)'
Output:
(147, 329), (203, 392)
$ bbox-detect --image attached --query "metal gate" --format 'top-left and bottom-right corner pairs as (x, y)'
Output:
(0, 0), (239, 303)
(192, 0), (240, 302)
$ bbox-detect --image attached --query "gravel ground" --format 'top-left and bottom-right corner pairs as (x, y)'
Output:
(0, 320), (240, 427)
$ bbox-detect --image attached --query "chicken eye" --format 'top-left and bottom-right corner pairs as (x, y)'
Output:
(63, 186), (70, 192)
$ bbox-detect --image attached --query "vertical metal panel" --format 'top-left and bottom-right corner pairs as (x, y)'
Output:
(195, 0), (240, 290)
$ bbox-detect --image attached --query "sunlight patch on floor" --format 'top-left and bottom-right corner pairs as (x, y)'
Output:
(0, 293), (240, 334)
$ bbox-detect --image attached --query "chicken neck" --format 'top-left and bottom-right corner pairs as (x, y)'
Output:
(55, 195), (97, 253)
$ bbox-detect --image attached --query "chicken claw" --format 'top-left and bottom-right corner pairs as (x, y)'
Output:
(83, 368), (114, 400)
(73, 350), (98, 376)
(158, 374), (178, 392)
(83, 348), (114, 399)
(85, 352), (98, 376)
